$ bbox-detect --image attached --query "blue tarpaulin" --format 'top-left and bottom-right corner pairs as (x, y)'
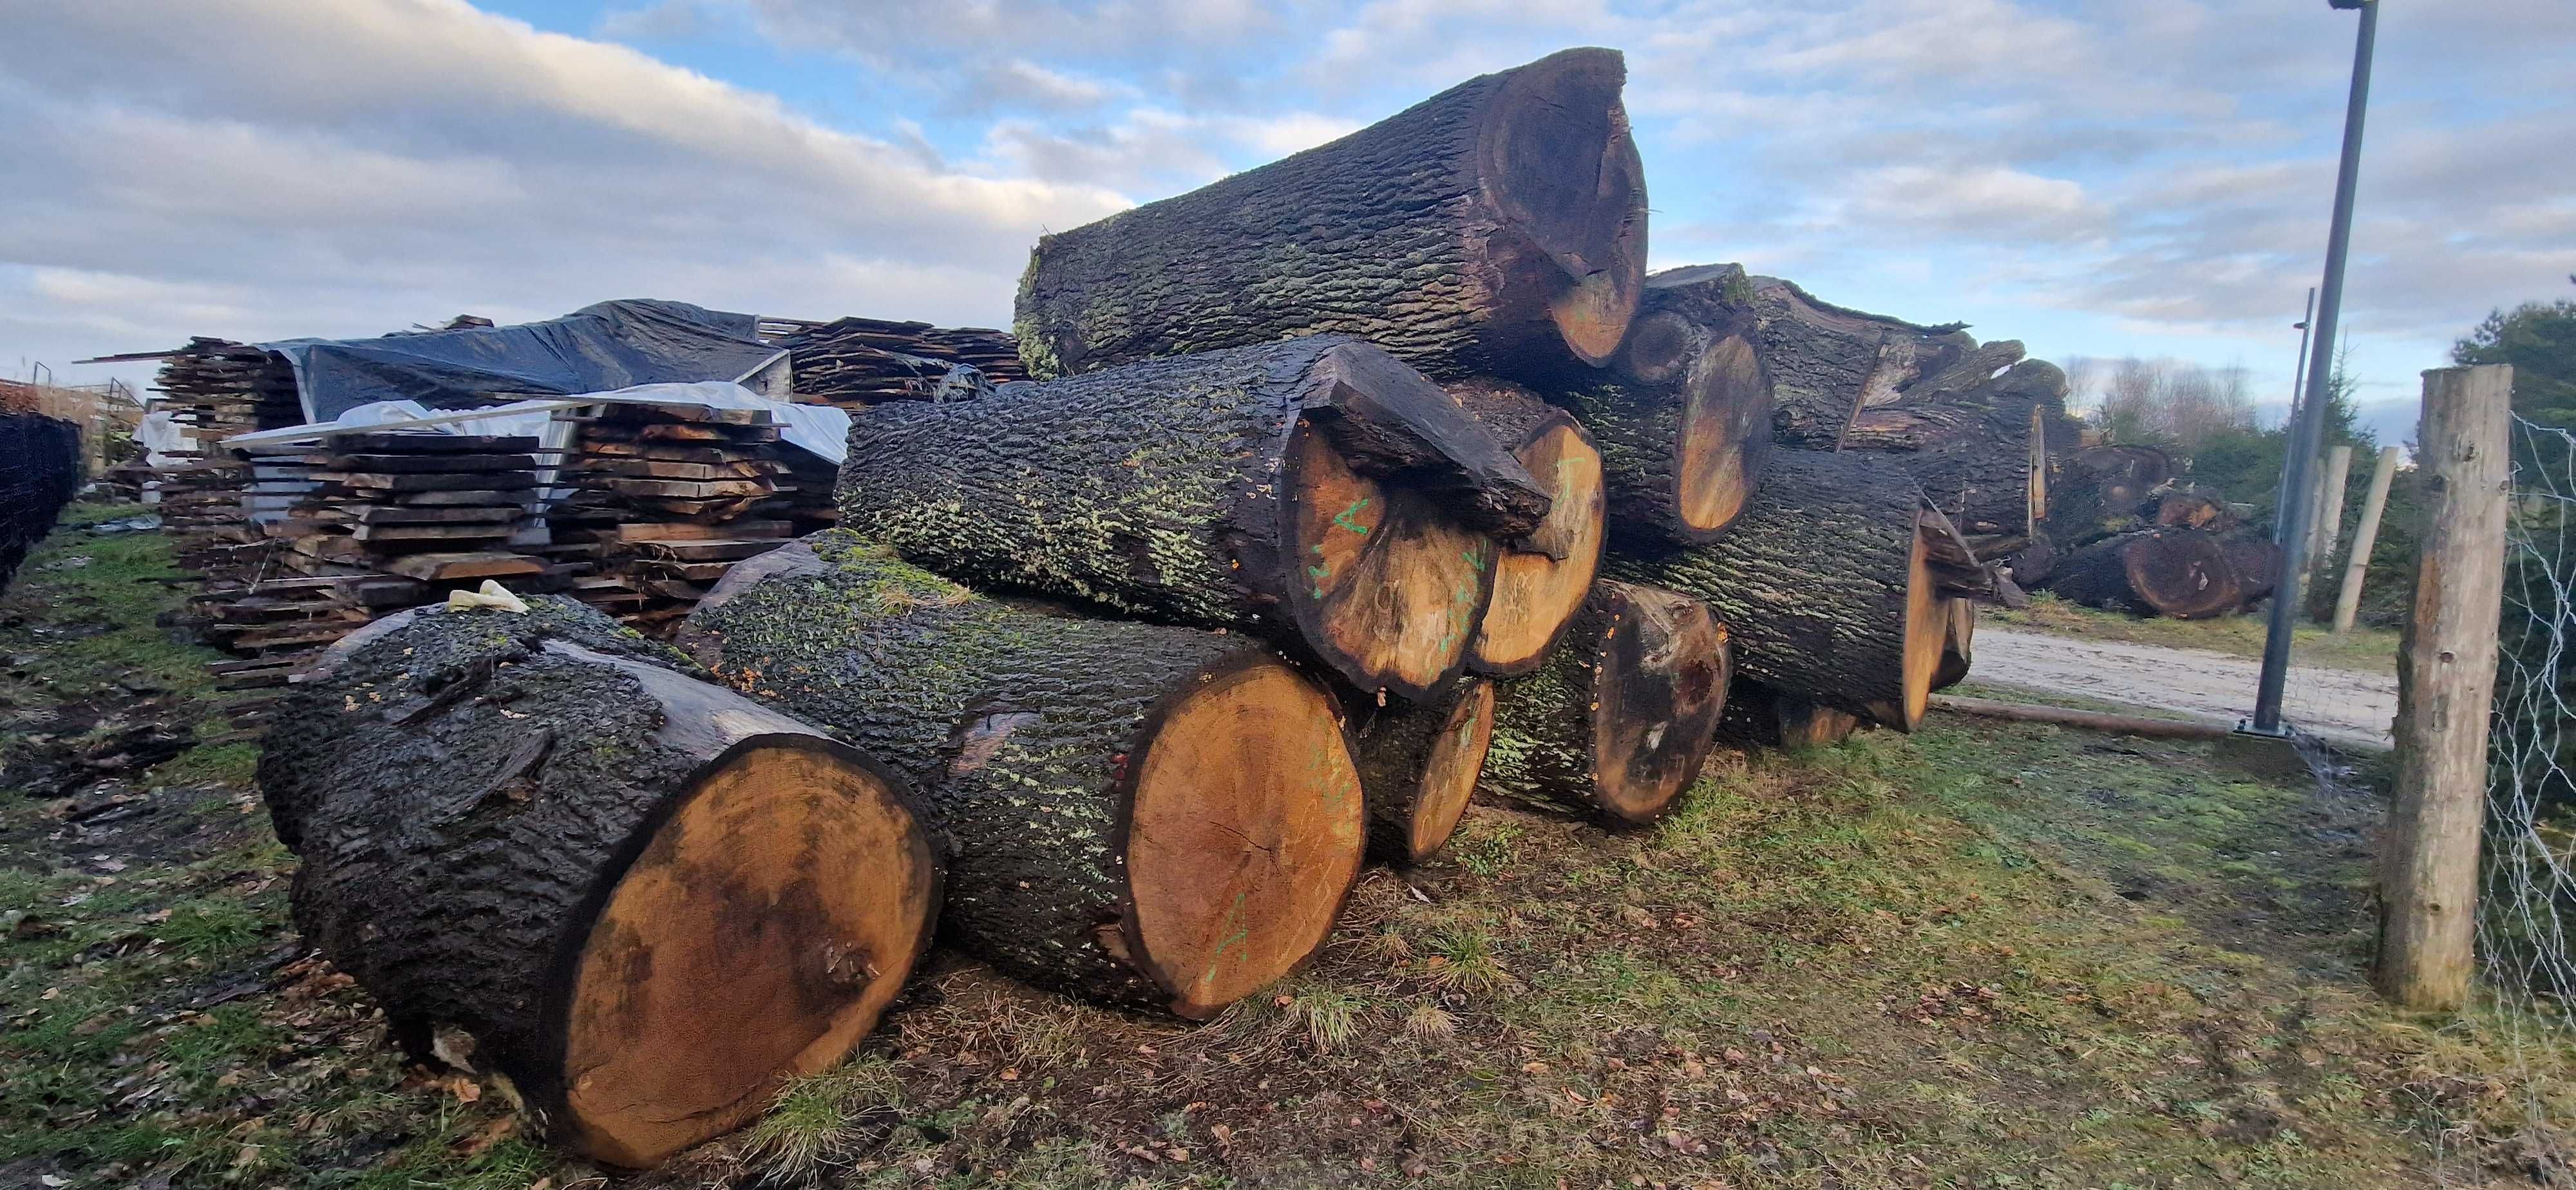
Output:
(263, 299), (782, 422)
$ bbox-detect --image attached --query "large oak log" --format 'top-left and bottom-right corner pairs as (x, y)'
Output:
(1014, 48), (1647, 381)
(1745, 275), (1973, 449)
(260, 599), (940, 1168)
(2045, 529), (2241, 619)
(837, 336), (1546, 700)
(676, 533), (1365, 1019)
(1481, 580), (1728, 824)
(2050, 444), (2174, 545)
(1607, 450), (1949, 730)
(1712, 681), (1863, 750)
(1549, 264), (1774, 543)
(1350, 675), (1495, 864)
(1449, 381), (1605, 675)
(1844, 359), (2070, 537)
(2223, 536), (2285, 609)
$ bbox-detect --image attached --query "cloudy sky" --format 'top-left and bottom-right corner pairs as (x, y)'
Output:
(5, 0), (2571, 430)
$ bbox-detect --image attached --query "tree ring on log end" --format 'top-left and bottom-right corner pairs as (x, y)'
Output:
(1480, 47), (1647, 365)
(557, 737), (937, 1167)
(1124, 660), (1365, 1019)
(1866, 525), (1949, 733)
(2124, 530), (2240, 620)
(1473, 421), (1605, 674)
(1674, 334), (1773, 537)
(1283, 420), (1495, 699)
(1591, 588), (1730, 823)
(1408, 679), (1495, 861)
(2025, 406), (2049, 526)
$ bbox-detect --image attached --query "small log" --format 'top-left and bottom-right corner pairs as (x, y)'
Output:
(1351, 675), (1495, 864)
(1712, 681), (1863, 750)
(838, 336), (1547, 700)
(1015, 48), (1647, 381)
(2006, 530), (2056, 586)
(677, 533), (1365, 1019)
(2045, 529), (2241, 619)
(2152, 491), (2238, 531)
(1449, 381), (1606, 675)
(260, 599), (940, 1168)
(1481, 580), (1730, 824)
(2052, 445), (2174, 544)
(2225, 536), (2286, 609)
(1549, 264), (1775, 543)
(1607, 450), (1950, 730)
(1932, 598), (1975, 691)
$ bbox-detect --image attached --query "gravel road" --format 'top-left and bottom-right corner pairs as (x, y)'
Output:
(1968, 627), (2398, 750)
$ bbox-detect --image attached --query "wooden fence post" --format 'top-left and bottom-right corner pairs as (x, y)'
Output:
(2376, 364), (2511, 1010)
(2333, 445), (2403, 633)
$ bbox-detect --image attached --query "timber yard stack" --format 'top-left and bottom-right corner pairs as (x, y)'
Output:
(775, 316), (1027, 407)
(247, 47), (2152, 1169)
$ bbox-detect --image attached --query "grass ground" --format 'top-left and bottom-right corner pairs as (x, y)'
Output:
(3, 504), (2566, 1188)
(1990, 592), (2403, 675)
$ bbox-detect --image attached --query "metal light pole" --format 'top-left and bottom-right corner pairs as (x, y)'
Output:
(2272, 287), (2318, 546)
(2251, 0), (2380, 736)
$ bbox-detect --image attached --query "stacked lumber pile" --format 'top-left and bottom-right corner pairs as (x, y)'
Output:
(545, 402), (816, 632)
(778, 317), (1026, 408)
(256, 47), (2041, 1169)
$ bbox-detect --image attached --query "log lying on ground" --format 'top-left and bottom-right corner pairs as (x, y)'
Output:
(2050, 444), (2174, 545)
(1745, 275), (1973, 449)
(838, 336), (1546, 700)
(1549, 264), (1775, 543)
(260, 599), (939, 1168)
(2152, 490), (2238, 532)
(676, 533), (1365, 1019)
(2045, 529), (2241, 619)
(1608, 450), (1950, 730)
(1932, 598), (1975, 691)
(1481, 580), (1729, 825)
(1450, 381), (1605, 675)
(1351, 676), (1495, 864)
(1015, 48), (1647, 381)
(2224, 536), (2285, 609)
(1844, 359), (2069, 537)
(1712, 681), (1863, 750)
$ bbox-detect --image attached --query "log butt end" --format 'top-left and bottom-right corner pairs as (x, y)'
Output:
(1591, 583), (1731, 824)
(1672, 333), (1773, 540)
(555, 736), (938, 1168)
(1124, 660), (1366, 1019)
(1473, 419), (1606, 675)
(1283, 421), (1496, 701)
(1480, 46), (1647, 367)
(1407, 679), (1495, 862)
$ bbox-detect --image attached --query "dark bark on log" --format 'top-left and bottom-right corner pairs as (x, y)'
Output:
(1350, 675), (1494, 864)
(1712, 681), (1864, 750)
(1481, 580), (1728, 825)
(1745, 275), (1973, 449)
(1845, 359), (2070, 536)
(2223, 536), (2284, 608)
(2005, 530), (2056, 586)
(676, 532), (1365, 1019)
(1606, 450), (1947, 730)
(1448, 381), (1605, 675)
(1548, 264), (1774, 544)
(2051, 444), (2175, 545)
(261, 598), (939, 1167)
(837, 336), (1546, 700)
(2044, 529), (2242, 619)
(2152, 491), (2239, 532)
(1015, 48), (1646, 382)
(1932, 598), (1975, 691)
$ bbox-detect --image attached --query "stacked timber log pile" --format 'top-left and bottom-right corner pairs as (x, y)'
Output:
(779, 317), (1025, 407)
(254, 46), (2063, 1171)
(547, 402), (810, 633)
(1, 412), (82, 591)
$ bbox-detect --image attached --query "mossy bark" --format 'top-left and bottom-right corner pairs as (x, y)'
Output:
(258, 598), (934, 1162)
(676, 531), (1361, 1015)
(1606, 450), (1923, 725)
(1014, 48), (1645, 382)
(837, 335), (1545, 700)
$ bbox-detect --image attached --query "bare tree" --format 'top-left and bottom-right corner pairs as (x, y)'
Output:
(2081, 357), (2257, 451)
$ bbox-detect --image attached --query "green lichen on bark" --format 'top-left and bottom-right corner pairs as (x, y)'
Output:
(678, 531), (1285, 1011)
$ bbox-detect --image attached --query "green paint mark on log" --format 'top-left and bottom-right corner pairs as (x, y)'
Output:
(1333, 498), (1373, 535)
(1199, 891), (1251, 994)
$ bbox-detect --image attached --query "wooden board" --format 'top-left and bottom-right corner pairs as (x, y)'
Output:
(382, 552), (546, 581)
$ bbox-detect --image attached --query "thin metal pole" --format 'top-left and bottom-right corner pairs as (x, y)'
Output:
(2253, 0), (2378, 735)
(2273, 287), (2318, 545)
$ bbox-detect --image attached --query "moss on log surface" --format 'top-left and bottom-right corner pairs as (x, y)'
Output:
(1014, 48), (1646, 382)
(1481, 580), (1728, 825)
(677, 532), (1366, 1018)
(838, 336), (1545, 701)
(260, 598), (938, 1167)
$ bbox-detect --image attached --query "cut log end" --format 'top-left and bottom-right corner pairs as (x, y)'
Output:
(2025, 406), (2049, 525)
(1285, 422), (1495, 699)
(1125, 661), (1365, 1019)
(1591, 585), (1730, 823)
(1673, 334), (1772, 538)
(562, 737), (938, 1167)
(1932, 598), (1975, 692)
(1473, 420), (1605, 675)
(1410, 680), (1495, 861)
(2123, 531), (2240, 620)
(1863, 525), (1948, 732)
(1483, 47), (1647, 366)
